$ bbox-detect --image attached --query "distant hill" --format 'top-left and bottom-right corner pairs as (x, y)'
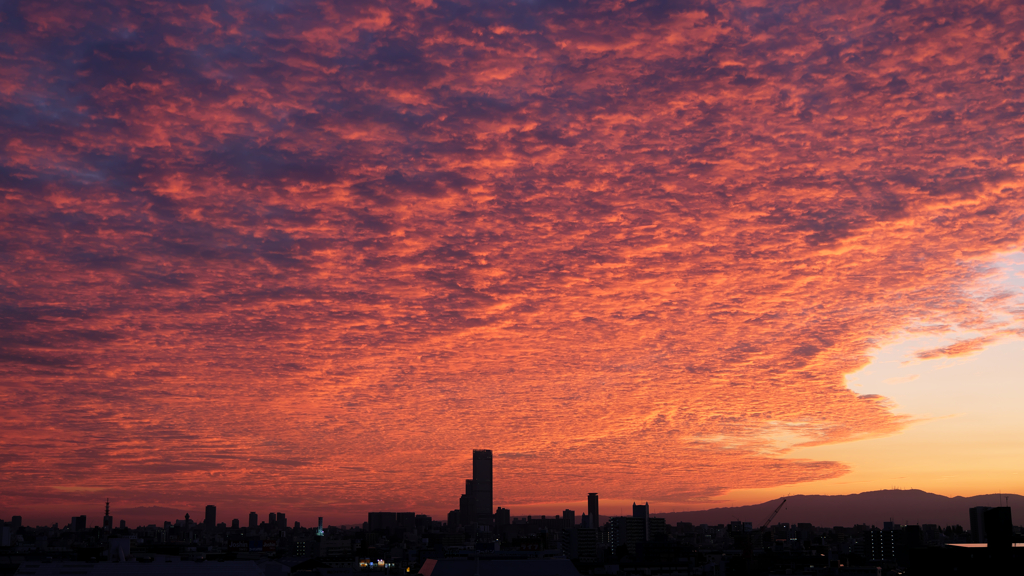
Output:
(653, 490), (1020, 528)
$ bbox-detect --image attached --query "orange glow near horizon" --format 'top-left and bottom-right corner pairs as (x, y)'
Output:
(1, 0), (1024, 527)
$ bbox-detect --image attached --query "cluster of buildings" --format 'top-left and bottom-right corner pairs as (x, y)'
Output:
(441, 450), (666, 561)
(2, 451), (1023, 575)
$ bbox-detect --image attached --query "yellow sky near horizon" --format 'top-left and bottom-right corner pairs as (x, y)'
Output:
(473, 320), (1024, 518)
(716, 255), (1024, 510)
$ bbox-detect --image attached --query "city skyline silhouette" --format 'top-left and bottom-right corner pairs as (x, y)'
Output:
(2, 0), (1024, 559)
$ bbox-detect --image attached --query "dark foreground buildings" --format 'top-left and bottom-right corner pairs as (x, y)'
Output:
(2, 458), (1023, 575)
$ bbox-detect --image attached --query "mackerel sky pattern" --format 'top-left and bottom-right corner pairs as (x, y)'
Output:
(2, 0), (1024, 523)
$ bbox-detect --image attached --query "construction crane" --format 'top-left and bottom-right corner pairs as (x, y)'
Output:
(760, 498), (787, 530)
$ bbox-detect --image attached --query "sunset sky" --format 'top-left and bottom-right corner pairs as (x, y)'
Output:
(2, 0), (1023, 527)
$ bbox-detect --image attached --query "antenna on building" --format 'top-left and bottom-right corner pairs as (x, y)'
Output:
(105, 498), (110, 517)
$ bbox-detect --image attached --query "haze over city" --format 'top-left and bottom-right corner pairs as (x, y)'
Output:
(2, 0), (1024, 534)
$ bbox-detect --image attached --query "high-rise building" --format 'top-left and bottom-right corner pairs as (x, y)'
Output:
(563, 509), (575, 529)
(205, 505), (217, 530)
(277, 512), (287, 529)
(867, 527), (896, 561)
(564, 526), (598, 563)
(317, 517), (324, 537)
(269, 512), (277, 526)
(73, 515), (87, 532)
(368, 512), (398, 532)
(588, 493), (600, 529)
(11, 516), (22, 530)
(447, 510), (460, 532)
(231, 519), (239, 529)
(495, 507), (511, 528)
(249, 512), (258, 529)
(459, 479), (476, 526)
(984, 507), (1013, 550)
(969, 506), (991, 543)
(454, 450), (495, 526)
(397, 512), (416, 531)
(609, 516), (647, 554)
(632, 502), (649, 541)
(472, 449), (493, 525)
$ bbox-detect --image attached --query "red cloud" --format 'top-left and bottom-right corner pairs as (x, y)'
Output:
(1, 0), (1022, 523)
(915, 336), (996, 359)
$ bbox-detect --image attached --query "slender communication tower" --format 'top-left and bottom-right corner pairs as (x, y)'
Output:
(103, 498), (114, 531)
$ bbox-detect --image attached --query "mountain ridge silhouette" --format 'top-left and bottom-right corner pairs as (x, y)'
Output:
(653, 489), (1019, 528)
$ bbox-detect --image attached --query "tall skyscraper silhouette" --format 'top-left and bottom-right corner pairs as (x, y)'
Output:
(632, 501), (649, 541)
(205, 505), (216, 529)
(473, 449), (493, 525)
(563, 509), (575, 529)
(248, 512), (258, 529)
(455, 449), (495, 526)
(588, 493), (600, 528)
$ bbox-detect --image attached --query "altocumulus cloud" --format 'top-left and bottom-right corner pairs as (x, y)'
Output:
(1, 0), (1023, 519)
